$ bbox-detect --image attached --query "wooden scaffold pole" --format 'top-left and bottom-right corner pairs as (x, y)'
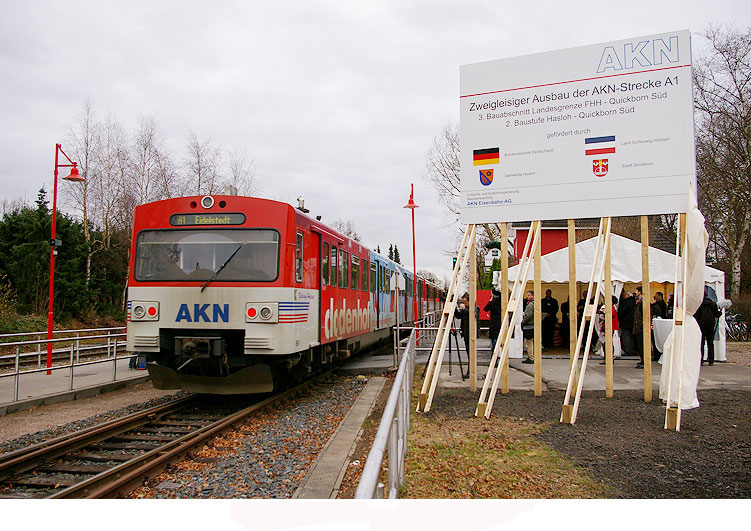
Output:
(641, 215), (652, 402)
(418, 224), (477, 413)
(561, 218), (611, 424)
(500, 222), (510, 394)
(477, 221), (542, 418)
(665, 213), (688, 431)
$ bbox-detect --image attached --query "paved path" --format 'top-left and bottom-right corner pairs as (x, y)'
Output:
(0, 357), (147, 415)
(294, 376), (385, 499)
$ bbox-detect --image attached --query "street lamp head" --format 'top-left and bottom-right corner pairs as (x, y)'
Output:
(403, 197), (418, 209)
(403, 183), (419, 210)
(63, 163), (85, 182)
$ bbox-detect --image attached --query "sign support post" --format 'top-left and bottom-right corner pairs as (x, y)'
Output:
(501, 222), (510, 394)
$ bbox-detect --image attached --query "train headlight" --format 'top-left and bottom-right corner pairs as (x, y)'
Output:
(245, 302), (278, 323)
(130, 301), (160, 322)
(201, 195), (215, 209)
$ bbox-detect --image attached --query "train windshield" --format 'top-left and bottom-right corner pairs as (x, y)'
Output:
(135, 229), (279, 282)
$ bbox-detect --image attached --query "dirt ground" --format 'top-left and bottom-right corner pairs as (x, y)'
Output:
(338, 343), (751, 499)
(426, 387), (750, 498)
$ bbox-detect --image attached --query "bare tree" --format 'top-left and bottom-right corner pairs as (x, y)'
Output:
(424, 121), (461, 217)
(129, 115), (164, 205)
(332, 219), (362, 242)
(65, 99), (100, 287)
(155, 148), (183, 199)
(693, 25), (751, 299)
(185, 130), (223, 195)
(226, 144), (258, 196)
(91, 112), (129, 249)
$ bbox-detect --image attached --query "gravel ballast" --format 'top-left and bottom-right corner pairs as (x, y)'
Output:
(127, 374), (365, 499)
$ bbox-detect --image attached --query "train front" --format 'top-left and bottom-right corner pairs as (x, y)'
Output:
(125, 195), (316, 394)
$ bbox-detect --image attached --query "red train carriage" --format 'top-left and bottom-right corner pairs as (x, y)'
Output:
(126, 194), (441, 394)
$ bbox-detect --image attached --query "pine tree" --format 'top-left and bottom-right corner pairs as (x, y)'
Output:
(393, 245), (401, 264)
(388, 244), (394, 261)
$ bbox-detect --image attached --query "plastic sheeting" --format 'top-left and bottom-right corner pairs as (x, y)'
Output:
(659, 184), (709, 411)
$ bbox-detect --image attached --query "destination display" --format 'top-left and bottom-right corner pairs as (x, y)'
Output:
(169, 213), (246, 226)
(459, 30), (695, 224)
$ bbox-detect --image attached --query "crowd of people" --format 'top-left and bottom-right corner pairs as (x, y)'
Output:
(452, 285), (722, 368)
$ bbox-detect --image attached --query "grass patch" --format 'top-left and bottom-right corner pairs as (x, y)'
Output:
(402, 385), (608, 499)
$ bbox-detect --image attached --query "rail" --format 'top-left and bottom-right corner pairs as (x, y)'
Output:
(0, 327), (132, 404)
(355, 329), (416, 499)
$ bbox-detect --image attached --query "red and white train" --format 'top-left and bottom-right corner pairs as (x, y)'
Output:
(126, 194), (443, 394)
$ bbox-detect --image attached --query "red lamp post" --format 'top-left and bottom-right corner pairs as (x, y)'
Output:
(46, 143), (85, 374)
(403, 184), (419, 335)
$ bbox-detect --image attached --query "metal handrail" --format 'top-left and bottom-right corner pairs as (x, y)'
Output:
(355, 329), (416, 499)
(0, 328), (137, 404)
(0, 327), (125, 340)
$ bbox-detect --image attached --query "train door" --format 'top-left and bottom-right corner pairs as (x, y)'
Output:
(319, 235), (341, 343)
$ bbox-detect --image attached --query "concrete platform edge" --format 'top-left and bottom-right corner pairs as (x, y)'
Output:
(293, 376), (386, 499)
(0, 375), (151, 417)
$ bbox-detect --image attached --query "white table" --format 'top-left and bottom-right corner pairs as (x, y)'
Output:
(651, 317), (726, 361)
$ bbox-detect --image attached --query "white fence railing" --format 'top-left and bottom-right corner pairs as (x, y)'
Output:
(355, 328), (417, 499)
(0, 327), (131, 403)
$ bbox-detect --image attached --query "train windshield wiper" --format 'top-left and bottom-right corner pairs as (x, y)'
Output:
(201, 245), (242, 292)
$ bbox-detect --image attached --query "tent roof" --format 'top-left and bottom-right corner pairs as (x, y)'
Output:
(507, 234), (724, 284)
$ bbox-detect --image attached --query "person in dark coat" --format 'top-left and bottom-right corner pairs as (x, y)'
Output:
(654, 291), (667, 319)
(560, 298), (570, 347)
(577, 290), (598, 353)
(540, 289), (559, 348)
(665, 293), (674, 319)
(618, 290), (636, 357)
(650, 292), (666, 359)
(694, 293), (721, 365)
(483, 288), (503, 352)
(633, 286), (645, 368)
(454, 293), (479, 360)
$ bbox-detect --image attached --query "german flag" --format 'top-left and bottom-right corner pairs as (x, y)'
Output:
(473, 147), (500, 166)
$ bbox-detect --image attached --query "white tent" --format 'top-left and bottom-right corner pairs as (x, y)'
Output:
(505, 234), (727, 361)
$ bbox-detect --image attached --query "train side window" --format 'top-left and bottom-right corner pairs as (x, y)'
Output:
(370, 262), (376, 293)
(362, 259), (369, 292)
(322, 242), (329, 286)
(339, 249), (349, 288)
(295, 231), (303, 283)
(331, 246), (338, 286)
(351, 256), (359, 290)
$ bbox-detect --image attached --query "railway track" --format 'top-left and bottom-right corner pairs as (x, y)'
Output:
(0, 377), (320, 499)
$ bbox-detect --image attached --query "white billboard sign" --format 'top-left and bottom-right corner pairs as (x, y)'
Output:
(459, 30), (695, 224)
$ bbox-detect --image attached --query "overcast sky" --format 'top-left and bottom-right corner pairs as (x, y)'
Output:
(1, 1), (749, 282)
